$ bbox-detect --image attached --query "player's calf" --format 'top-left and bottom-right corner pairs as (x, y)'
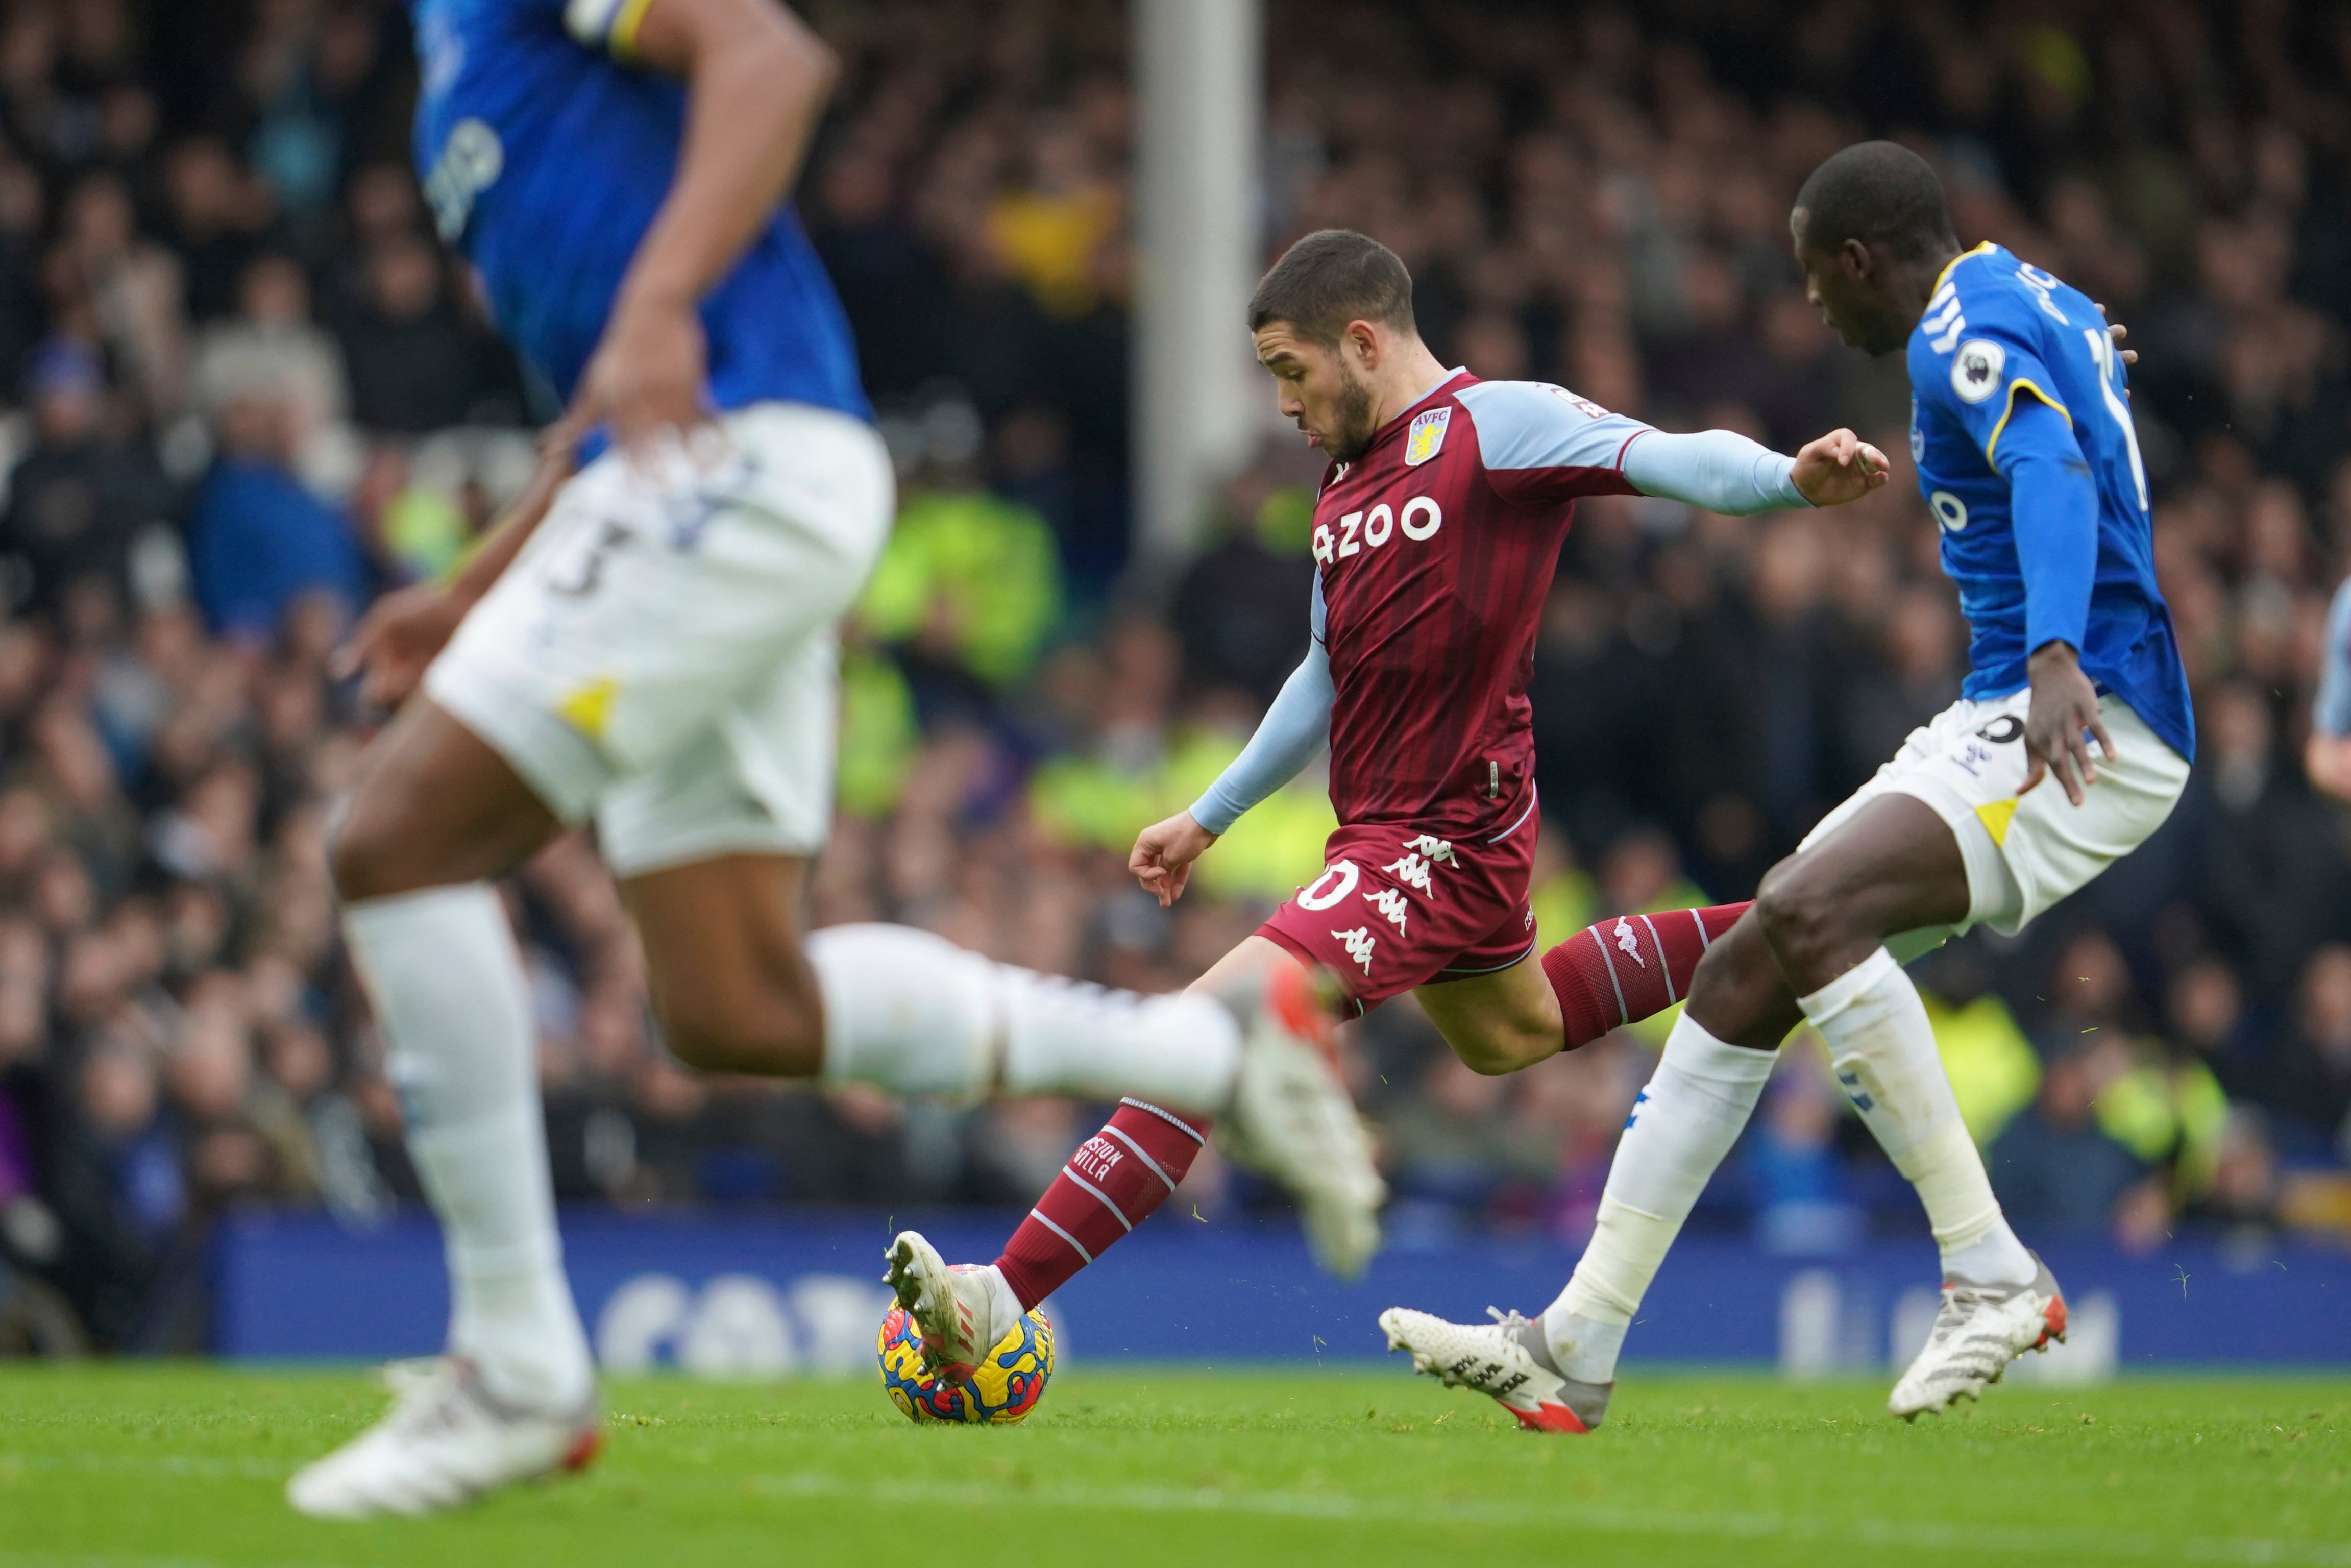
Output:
(1540, 902), (1751, 1049)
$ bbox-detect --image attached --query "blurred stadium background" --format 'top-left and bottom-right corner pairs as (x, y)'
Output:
(0, 0), (2347, 1371)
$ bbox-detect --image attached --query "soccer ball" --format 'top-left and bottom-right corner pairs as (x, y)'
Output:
(875, 1301), (1055, 1425)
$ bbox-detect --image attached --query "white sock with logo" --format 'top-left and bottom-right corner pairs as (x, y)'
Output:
(1798, 946), (2034, 1288)
(344, 885), (594, 1413)
(1544, 1013), (1777, 1383)
(807, 923), (1241, 1114)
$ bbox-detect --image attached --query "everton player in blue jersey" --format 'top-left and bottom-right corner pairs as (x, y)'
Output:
(1381, 142), (2190, 1431)
(293, 0), (1383, 1516)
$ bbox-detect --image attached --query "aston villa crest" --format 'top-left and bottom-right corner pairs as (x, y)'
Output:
(1405, 406), (1451, 466)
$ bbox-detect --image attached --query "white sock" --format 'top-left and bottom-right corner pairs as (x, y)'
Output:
(807, 923), (1242, 1114)
(1545, 1014), (1776, 1382)
(344, 885), (593, 1411)
(978, 1264), (1024, 1342)
(1798, 946), (2034, 1288)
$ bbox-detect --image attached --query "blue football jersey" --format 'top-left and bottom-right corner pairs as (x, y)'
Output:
(1907, 243), (2193, 762)
(407, 0), (868, 421)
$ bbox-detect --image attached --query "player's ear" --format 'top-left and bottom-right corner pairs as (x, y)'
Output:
(1839, 237), (1873, 282)
(1344, 318), (1379, 370)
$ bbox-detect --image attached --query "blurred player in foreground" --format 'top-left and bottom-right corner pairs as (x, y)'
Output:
(291, 0), (1380, 1517)
(1384, 142), (2191, 1431)
(885, 228), (1890, 1385)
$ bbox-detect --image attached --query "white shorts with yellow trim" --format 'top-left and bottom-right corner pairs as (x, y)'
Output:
(1798, 686), (2189, 946)
(423, 402), (894, 878)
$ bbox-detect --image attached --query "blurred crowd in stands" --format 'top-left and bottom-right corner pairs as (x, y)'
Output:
(4, 0), (2351, 1353)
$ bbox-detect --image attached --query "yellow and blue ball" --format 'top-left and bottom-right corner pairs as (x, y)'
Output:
(876, 1302), (1055, 1425)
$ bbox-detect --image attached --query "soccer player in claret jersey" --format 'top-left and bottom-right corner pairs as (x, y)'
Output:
(288, 0), (1381, 1517)
(1384, 142), (2193, 1431)
(884, 229), (1891, 1387)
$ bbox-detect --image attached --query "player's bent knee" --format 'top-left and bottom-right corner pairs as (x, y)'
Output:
(654, 992), (824, 1079)
(1754, 860), (1850, 971)
(328, 796), (411, 904)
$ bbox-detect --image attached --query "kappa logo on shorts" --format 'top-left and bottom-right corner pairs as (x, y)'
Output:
(1384, 853), (1438, 894)
(1403, 835), (1456, 864)
(1364, 887), (1411, 935)
(1333, 926), (1378, 974)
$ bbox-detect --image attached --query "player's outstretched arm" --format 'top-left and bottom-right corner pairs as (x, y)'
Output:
(1619, 426), (1887, 514)
(567, 0), (839, 445)
(1132, 641), (1336, 906)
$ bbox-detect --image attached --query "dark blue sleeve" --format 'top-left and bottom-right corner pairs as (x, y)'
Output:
(1995, 395), (2097, 657)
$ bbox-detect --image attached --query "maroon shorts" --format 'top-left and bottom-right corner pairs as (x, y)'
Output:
(1257, 799), (1540, 1015)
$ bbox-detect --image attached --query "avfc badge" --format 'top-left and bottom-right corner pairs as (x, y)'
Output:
(1405, 406), (1452, 466)
(1951, 339), (2005, 404)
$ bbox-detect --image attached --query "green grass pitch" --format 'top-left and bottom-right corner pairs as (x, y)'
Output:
(2, 1365), (2346, 1568)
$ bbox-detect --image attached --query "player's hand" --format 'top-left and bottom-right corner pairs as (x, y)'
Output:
(564, 289), (708, 452)
(333, 582), (469, 710)
(1130, 810), (1219, 908)
(2305, 732), (2351, 803)
(2094, 305), (2137, 366)
(1790, 428), (1891, 507)
(2019, 641), (2115, 807)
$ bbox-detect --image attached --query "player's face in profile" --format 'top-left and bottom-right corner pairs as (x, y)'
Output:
(1255, 322), (1379, 462)
(1792, 224), (1907, 358)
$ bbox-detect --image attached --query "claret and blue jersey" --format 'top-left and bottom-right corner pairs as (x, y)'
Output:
(1907, 241), (2194, 762)
(405, 0), (867, 421)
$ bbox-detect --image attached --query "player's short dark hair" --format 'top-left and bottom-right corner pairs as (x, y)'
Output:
(1247, 229), (1416, 344)
(1793, 141), (1959, 264)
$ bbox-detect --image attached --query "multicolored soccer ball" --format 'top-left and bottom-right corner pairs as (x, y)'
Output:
(876, 1302), (1055, 1425)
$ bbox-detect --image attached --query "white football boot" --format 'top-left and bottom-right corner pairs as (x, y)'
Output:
(286, 1357), (601, 1518)
(885, 1231), (1019, 1384)
(1214, 962), (1386, 1279)
(1889, 1253), (2068, 1419)
(1380, 1306), (1611, 1433)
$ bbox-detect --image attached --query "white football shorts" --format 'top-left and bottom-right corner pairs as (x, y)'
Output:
(424, 401), (894, 877)
(1799, 685), (2190, 949)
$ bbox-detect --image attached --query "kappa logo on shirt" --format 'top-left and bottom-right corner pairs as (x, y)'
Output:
(1405, 406), (1451, 465)
(1333, 926), (1378, 974)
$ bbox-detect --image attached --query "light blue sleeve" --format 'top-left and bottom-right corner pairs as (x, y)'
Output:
(1619, 429), (1808, 514)
(1189, 579), (1333, 834)
(2316, 578), (2351, 738)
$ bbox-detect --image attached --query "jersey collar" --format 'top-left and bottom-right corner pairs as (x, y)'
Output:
(1367, 366), (1470, 453)
(1931, 241), (1999, 297)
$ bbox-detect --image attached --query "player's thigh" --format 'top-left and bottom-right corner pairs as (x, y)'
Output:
(621, 852), (822, 1076)
(1756, 792), (1972, 977)
(332, 696), (562, 901)
(1413, 955), (1560, 1076)
(1186, 933), (1311, 997)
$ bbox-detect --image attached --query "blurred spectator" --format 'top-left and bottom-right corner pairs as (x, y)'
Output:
(0, 337), (173, 616)
(335, 232), (511, 433)
(184, 389), (362, 641)
(1989, 1041), (2148, 1238)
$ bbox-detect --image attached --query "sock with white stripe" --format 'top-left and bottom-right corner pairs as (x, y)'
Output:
(1542, 903), (1752, 1050)
(1544, 1012), (1776, 1382)
(1798, 947), (2035, 1289)
(994, 1099), (1212, 1310)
